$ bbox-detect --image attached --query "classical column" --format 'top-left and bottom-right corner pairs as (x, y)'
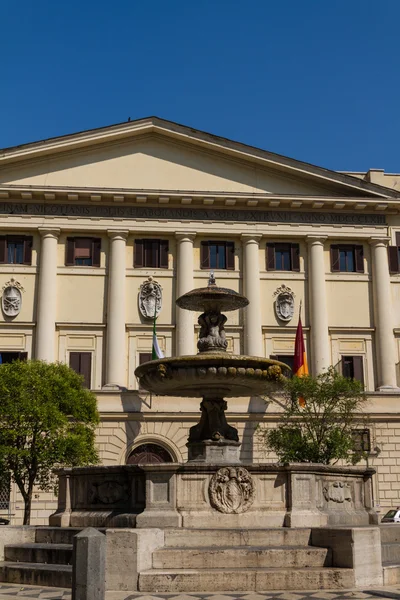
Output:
(242, 234), (263, 356)
(105, 230), (128, 388)
(36, 228), (60, 361)
(307, 236), (330, 374)
(175, 233), (196, 355)
(369, 237), (398, 390)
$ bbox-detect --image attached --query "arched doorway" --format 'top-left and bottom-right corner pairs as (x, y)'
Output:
(126, 443), (174, 464)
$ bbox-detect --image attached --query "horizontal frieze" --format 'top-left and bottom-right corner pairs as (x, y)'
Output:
(0, 202), (386, 225)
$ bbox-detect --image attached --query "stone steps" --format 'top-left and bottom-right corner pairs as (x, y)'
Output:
(152, 545), (331, 569)
(164, 527), (312, 547)
(139, 566), (355, 592)
(34, 526), (104, 544)
(0, 562), (72, 588)
(4, 543), (72, 565)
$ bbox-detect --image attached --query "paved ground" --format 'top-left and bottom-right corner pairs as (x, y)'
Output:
(2, 586), (400, 600)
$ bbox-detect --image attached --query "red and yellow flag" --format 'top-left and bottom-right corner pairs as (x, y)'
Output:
(293, 310), (308, 406)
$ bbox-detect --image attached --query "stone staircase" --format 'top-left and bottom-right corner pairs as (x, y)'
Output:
(139, 528), (355, 592)
(0, 526), (356, 592)
(0, 527), (88, 588)
(381, 524), (400, 585)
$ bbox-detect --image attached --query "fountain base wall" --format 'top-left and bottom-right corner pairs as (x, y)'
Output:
(49, 462), (377, 529)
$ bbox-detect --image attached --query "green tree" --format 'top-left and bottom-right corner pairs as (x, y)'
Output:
(0, 360), (99, 524)
(258, 367), (368, 465)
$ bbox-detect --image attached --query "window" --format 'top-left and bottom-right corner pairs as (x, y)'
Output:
(134, 239), (169, 269)
(69, 352), (92, 388)
(0, 236), (32, 265)
(342, 355), (364, 385)
(266, 243), (300, 271)
(0, 352), (28, 364)
(270, 355), (294, 377)
(330, 245), (364, 273)
(65, 238), (101, 267)
(127, 443), (173, 464)
(351, 429), (371, 453)
(200, 241), (235, 270)
(388, 232), (400, 274)
(138, 353), (152, 391)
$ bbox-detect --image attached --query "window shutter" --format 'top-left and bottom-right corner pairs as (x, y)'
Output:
(355, 245), (364, 273)
(159, 240), (169, 269)
(65, 238), (75, 266)
(225, 242), (235, 270)
(139, 352), (152, 365)
(69, 352), (80, 373)
(291, 244), (300, 272)
(134, 239), (144, 268)
(396, 232), (400, 247)
(266, 243), (276, 270)
(0, 237), (6, 264)
(388, 246), (399, 274)
(200, 242), (210, 269)
(330, 245), (340, 272)
(23, 237), (33, 265)
(92, 238), (101, 267)
(352, 356), (364, 386)
(80, 353), (92, 388)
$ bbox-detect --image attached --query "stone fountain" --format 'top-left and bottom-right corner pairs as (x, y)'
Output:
(135, 273), (287, 464)
(50, 276), (377, 531)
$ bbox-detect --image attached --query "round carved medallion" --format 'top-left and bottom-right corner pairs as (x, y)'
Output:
(209, 466), (255, 514)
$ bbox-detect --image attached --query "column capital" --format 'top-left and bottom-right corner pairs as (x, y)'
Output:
(107, 230), (129, 241)
(175, 232), (196, 242)
(38, 227), (60, 239)
(369, 236), (390, 247)
(241, 233), (262, 244)
(306, 235), (328, 245)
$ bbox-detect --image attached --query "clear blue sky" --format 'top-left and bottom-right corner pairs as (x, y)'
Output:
(2, 0), (399, 172)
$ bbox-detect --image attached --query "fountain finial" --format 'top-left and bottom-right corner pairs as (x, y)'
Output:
(208, 271), (216, 287)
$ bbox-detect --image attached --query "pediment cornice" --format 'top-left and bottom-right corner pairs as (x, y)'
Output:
(0, 117), (398, 199)
(0, 183), (396, 213)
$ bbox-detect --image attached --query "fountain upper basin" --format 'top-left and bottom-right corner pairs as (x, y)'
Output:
(135, 353), (289, 398)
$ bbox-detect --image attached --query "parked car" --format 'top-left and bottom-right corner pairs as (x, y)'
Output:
(0, 517), (9, 525)
(381, 508), (400, 523)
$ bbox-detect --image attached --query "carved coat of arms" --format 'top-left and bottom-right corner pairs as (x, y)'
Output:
(323, 481), (352, 504)
(209, 467), (255, 514)
(139, 277), (162, 319)
(273, 284), (295, 322)
(1, 279), (24, 318)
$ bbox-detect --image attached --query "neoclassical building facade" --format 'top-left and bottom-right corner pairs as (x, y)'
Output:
(1, 117), (400, 523)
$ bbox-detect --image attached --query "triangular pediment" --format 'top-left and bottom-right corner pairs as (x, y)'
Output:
(0, 117), (396, 199)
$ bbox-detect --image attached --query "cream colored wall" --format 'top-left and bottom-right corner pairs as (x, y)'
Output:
(0, 136), (342, 195)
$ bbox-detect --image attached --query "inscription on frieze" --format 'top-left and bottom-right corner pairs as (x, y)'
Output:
(0, 202), (386, 225)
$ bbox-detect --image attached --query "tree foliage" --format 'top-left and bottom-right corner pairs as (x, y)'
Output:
(258, 368), (368, 465)
(0, 360), (99, 524)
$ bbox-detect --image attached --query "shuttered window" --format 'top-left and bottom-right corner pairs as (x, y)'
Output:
(388, 232), (400, 274)
(134, 239), (169, 268)
(0, 236), (33, 265)
(200, 241), (235, 270)
(330, 245), (364, 273)
(342, 355), (364, 385)
(65, 238), (101, 267)
(69, 352), (92, 388)
(266, 243), (300, 271)
(351, 428), (371, 453)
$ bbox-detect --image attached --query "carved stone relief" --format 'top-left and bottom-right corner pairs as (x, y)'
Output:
(209, 466), (255, 513)
(323, 481), (352, 504)
(1, 279), (24, 318)
(139, 277), (162, 319)
(89, 480), (129, 505)
(273, 284), (295, 322)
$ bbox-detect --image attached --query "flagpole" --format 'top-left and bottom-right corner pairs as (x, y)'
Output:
(299, 299), (302, 319)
